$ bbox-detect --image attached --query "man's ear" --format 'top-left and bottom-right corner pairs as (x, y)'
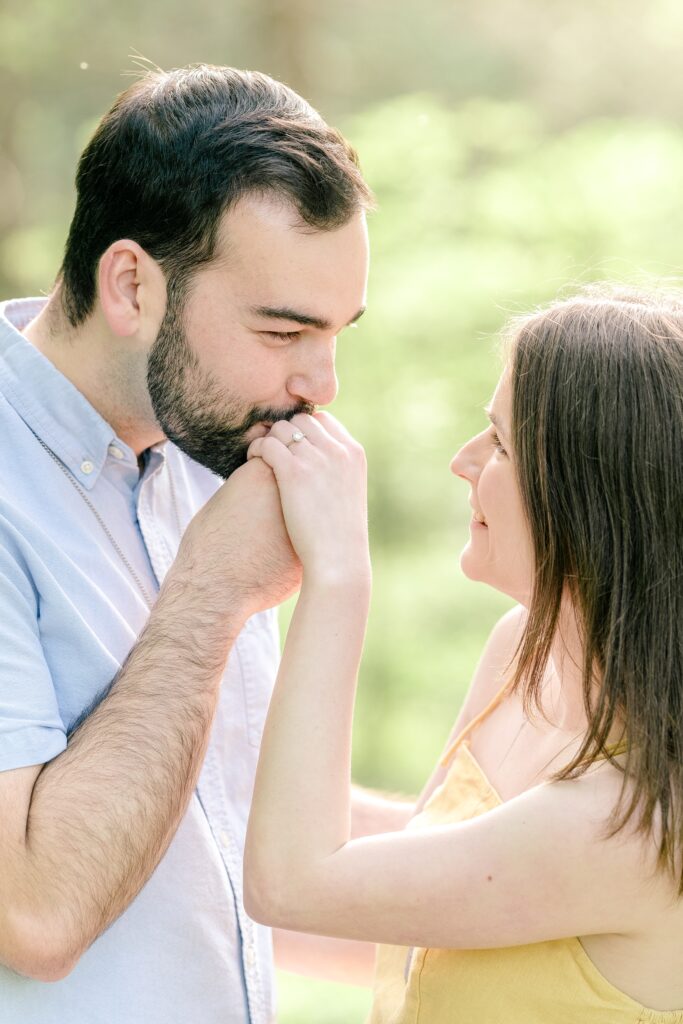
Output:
(97, 239), (167, 340)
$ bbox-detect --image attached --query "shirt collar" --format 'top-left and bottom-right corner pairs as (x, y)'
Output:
(0, 297), (162, 491)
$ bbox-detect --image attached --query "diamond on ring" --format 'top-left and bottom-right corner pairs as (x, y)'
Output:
(285, 429), (306, 448)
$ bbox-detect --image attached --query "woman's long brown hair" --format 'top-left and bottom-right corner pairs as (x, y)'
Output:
(507, 286), (683, 887)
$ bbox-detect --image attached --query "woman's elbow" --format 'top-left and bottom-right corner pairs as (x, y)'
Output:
(243, 872), (300, 929)
(243, 851), (316, 929)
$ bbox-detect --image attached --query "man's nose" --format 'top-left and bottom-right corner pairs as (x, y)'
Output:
(287, 345), (339, 407)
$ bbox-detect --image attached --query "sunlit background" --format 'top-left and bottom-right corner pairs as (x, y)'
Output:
(2, 1), (682, 1019)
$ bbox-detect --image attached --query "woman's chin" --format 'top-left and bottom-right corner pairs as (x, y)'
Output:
(459, 549), (530, 606)
(459, 546), (487, 583)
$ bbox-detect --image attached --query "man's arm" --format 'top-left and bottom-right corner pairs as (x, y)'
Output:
(0, 460), (299, 982)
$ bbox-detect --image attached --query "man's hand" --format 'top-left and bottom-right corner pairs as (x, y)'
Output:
(177, 458), (302, 620)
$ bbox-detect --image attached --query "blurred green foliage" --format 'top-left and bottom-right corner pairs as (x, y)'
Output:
(329, 94), (683, 795)
(277, 973), (372, 1024)
(276, 95), (683, 1019)
(3, 9), (683, 1018)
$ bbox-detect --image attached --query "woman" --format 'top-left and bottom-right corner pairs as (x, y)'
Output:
(244, 286), (683, 1022)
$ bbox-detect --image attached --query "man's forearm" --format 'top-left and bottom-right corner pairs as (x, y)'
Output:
(14, 571), (241, 978)
(2, 459), (299, 981)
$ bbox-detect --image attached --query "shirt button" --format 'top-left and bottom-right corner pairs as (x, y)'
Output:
(219, 830), (231, 849)
(244, 945), (257, 966)
(80, 460), (94, 475)
(108, 444), (125, 460)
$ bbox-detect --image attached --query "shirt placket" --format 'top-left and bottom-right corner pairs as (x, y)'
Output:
(136, 458), (268, 1024)
(197, 747), (268, 1024)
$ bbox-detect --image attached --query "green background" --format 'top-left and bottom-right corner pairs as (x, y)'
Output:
(2, 3), (681, 1019)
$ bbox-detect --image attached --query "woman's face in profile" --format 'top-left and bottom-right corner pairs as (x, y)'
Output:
(450, 371), (534, 604)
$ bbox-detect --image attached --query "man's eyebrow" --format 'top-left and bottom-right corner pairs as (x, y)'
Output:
(251, 305), (366, 331)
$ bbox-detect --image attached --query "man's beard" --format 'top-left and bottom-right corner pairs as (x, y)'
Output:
(147, 292), (312, 479)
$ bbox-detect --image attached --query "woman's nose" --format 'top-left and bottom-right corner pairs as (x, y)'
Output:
(450, 431), (485, 481)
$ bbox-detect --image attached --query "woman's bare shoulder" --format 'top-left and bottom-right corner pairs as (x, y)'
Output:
(414, 605), (527, 813)
(464, 604), (527, 712)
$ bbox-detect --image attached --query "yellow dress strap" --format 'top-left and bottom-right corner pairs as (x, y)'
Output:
(577, 737), (629, 764)
(439, 676), (629, 771)
(440, 677), (514, 768)
(606, 738), (629, 757)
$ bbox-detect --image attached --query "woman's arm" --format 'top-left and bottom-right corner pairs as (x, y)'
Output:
(243, 413), (652, 951)
(249, 765), (653, 950)
(271, 791), (413, 988)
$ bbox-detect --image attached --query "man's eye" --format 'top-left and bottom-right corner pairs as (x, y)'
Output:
(264, 331), (302, 342)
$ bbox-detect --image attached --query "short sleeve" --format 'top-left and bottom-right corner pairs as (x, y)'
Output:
(0, 539), (66, 772)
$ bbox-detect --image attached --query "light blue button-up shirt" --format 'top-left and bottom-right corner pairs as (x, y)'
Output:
(0, 298), (279, 1023)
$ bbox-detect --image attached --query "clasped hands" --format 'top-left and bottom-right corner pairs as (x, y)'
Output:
(174, 412), (370, 624)
(247, 411), (371, 591)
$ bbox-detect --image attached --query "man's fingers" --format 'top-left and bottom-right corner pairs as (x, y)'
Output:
(247, 435), (295, 474)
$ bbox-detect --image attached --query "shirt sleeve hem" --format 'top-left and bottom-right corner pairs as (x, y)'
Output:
(0, 730), (67, 773)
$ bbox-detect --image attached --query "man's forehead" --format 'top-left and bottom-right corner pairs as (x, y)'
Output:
(207, 198), (368, 323)
(220, 193), (366, 249)
(215, 192), (307, 249)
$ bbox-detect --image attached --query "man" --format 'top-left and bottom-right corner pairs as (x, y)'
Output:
(0, 65), (408, 1023)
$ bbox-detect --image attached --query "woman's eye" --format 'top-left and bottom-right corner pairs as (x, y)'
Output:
(490, 429), (507, 456)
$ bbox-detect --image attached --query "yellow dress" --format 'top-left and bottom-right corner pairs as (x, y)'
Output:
(367, 713), (683, 1024)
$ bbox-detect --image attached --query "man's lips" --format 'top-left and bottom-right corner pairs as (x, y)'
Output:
(244, 422), (272, 442)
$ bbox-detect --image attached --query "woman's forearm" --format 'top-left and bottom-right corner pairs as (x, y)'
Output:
(244, 572), (370, 921)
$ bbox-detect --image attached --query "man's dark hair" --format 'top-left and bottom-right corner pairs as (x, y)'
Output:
(59, 64), (374, 326)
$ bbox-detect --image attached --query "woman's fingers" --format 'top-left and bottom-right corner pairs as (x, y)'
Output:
(248, 411), (368, 577)
(248, 413), (361, 473)
(288, 410), (355, 448)
(266, 419), (315, 452)
(264, 411), (355, 454)
(310, 410), (356, 445)
(247, 434), (297, 474)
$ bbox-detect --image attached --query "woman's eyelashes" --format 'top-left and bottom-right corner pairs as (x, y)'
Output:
(490, 428), (507, 456)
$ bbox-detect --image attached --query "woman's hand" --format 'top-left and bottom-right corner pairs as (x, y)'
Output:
(244, 413), (371, 931)
(246, 411), (370, 586)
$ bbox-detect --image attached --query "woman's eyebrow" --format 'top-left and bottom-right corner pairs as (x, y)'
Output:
(484, 405), (508, 437)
